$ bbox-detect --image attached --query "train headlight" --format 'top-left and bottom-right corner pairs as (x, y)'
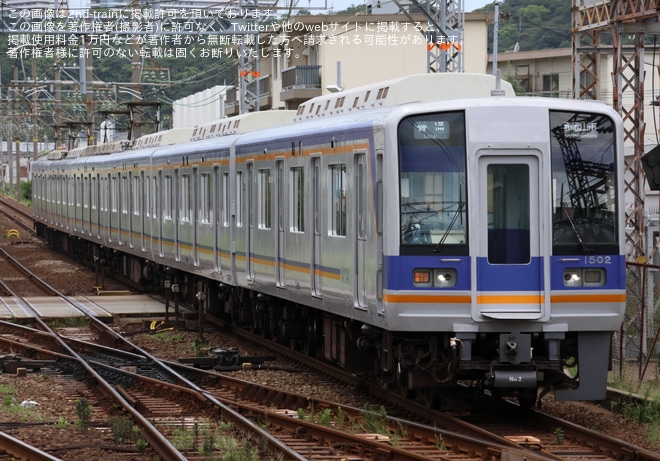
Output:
(563, 268), (606, 287)
(564, 270), (581, 287)
(434, 268), (457, 288)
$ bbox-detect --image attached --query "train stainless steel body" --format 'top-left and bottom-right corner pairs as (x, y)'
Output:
(32, 74), (625, 406)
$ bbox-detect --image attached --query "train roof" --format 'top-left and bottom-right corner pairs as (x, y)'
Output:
(293, 73), (516, 122)
(189, 110), (297, 141)
(132, 127), (196, 150)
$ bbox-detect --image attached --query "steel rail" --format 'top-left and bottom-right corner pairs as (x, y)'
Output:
(0, 431), (63, 461)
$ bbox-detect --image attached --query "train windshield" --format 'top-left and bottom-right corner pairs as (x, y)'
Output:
(550, 111), (618, 255)
(398, 111), (467, 255)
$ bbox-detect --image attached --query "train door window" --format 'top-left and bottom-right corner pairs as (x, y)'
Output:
(100, 176), (106, 214)
(330, 164), (347, 237)
(144, 174), (151, 218)
(222, 171), (229, 227)
(132, 175), (140, 216)
(356, 155), (366, 240)
(236, 170), (243, 227)
(200, 172), (211, 224)
(290, 166), (305, 232)
(181, 173), (192, 222)
(121, 176), (129, 216)
(258, 168), (272, 229)
(83, 175), (89, 233)
(151, 175), (158, 218)
(487, 164), (530, 264)
(164, 175), (173, 220)
(111, 176), (118, 213)
(91, 176), (97, 214)
(71, 175), (76, 226)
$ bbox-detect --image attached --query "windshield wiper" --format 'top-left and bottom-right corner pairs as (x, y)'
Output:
(561, 201), (592, 252)
(434, 202), (465, 253)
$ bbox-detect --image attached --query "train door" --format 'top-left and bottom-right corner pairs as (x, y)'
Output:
(311, 155), (322, 297)
(475, 153), (545, 320)
(246, 162), (255, 281)
(276, 158), (285, 287)
(140, 171), (146, 251)
(85, 175), (92, 236)
(193, 167), (199, 266)
(92, 174), (100, 238)
(174, 168), (180, 261)
(376, 151), (385, 316)
(109, 174), (115, 243)
(213, 166), (221, 271)
(158, 170), (164, 257)
(354, 152), (367, 309)
(77, 174), (86, 234)
(72, 175), (78, 233)
(118, 175), (124, 245)
(128, 172), (134, 248)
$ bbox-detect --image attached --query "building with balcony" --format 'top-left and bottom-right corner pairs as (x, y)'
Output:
(225, 11), (493, 116)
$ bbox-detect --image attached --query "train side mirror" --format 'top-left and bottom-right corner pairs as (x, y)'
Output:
(642, 144), (660, 190)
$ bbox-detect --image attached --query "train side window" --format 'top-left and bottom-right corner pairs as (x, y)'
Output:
(290, 166), (305, 232)
(330, 164), (347, 237)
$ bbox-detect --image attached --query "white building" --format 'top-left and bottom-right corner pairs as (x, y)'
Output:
(172, 85), (232, 129)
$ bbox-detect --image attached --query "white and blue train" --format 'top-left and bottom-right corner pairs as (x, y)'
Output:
(32, 73), (626, 407)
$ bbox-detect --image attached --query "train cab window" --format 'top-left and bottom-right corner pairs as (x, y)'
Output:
(398, 111), (467, 255)
(550, 111), (618, 255)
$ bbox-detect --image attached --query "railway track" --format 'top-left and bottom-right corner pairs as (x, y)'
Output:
(224, 323), (660, 461)
(0, 193), (657, 461)
(0, 194), (35, 236)
(3, 309), (659, 461)
(1, 320), (554, 461)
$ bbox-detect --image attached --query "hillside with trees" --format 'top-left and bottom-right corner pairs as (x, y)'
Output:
(475, 0), (573, 52)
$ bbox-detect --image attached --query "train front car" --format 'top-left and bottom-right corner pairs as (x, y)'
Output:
(384, 97), (625, 407)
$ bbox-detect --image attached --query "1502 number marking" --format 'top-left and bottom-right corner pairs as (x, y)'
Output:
(585, 256), (611, 265)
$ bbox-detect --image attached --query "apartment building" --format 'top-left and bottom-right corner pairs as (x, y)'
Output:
(225, 12), (493, 115)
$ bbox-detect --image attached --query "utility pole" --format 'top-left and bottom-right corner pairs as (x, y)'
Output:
(32, 58), (38, 161)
